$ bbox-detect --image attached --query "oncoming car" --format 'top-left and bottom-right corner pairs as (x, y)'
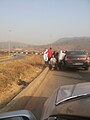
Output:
(61, 50), (90, 70)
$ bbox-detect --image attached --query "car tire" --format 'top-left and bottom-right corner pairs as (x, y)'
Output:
(84, 67), (89, 70)
(49, 64), (52, 70)
(61, 62), (67, 71)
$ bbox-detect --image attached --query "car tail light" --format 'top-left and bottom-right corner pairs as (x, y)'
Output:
(65, 57), (71, 61)
(86, 57), (90, 61)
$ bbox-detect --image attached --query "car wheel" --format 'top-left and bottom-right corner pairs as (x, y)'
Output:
(61, 62), (67, 70)
(84, 67), (89, 70)
(49, 64), (52, 70)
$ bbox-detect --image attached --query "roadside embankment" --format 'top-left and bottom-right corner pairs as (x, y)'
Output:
(0, 55), (44, 110)
(0, 67), (49, 113)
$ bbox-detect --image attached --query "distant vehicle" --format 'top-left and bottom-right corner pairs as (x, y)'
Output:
(41, 82), (90, 120)
(61, 50), (90, 70)
(13, 53), (17, 56)
(0, 83), (90, 120)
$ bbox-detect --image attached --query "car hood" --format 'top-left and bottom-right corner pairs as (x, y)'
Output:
(54, 95), (90, 118)
(54, 82), (90, 117)
(56, 82), (90, 105)
(72, 82), (90, 96)
(41, 82), (90, 120)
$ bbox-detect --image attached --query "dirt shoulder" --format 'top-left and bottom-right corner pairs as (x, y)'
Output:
(0, 55), (44, 109)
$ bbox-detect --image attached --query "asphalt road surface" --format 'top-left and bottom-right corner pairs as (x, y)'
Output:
(0, 55), (27, 62)
(5, 68), (90, 120)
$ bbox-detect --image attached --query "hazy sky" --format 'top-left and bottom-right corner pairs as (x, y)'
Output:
(0, 0), (90, 45)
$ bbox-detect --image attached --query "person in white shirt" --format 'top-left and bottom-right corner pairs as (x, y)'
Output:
(58, 50), (66, 62)
(49, 55), (57, 70)
(58, 50), (66, 69)
(50, 55), (57, 64)
(43, 49), (48, 64)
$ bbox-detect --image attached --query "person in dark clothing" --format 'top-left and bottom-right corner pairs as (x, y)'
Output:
(55, 51), (59, 63)
(53, 51), (56, 56)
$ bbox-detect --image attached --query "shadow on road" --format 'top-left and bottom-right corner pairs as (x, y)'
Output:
(78, 70), (90, 82)
(1, 96), (47, 120)
(53, 68), (90, 82)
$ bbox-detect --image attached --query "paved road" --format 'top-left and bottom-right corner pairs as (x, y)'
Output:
(6, 68), (90, 120)
(0, 55), (27, 62)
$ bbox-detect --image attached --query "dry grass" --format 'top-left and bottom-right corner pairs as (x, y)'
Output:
(0, 56), (12, 60)
(0, 55), (44, 108)
(0, 53), (9, 59)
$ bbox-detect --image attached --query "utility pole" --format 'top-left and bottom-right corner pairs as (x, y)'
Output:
(8, 29), (11, 55)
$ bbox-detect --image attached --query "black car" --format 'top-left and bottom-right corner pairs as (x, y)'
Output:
(61, 50), (90, 70)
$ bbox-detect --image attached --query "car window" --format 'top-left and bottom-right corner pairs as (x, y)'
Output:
(66, 51), (86, 55)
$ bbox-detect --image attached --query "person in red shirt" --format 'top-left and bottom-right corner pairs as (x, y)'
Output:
(48, 48), (53, 61)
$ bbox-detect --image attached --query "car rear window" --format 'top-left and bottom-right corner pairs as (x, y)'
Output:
(66, 51), (86, 55)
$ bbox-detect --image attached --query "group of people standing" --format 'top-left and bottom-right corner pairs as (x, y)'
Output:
(43, 48), (66, 69)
